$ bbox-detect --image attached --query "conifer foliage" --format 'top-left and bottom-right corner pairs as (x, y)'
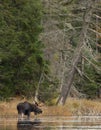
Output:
(0, 0), (46, 98)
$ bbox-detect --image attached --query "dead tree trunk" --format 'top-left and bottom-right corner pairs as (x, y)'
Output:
(57, 0), (96, 105)
(34, 73), (44, 102)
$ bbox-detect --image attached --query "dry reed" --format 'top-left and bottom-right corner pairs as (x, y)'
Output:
(0, 98), (101, 117)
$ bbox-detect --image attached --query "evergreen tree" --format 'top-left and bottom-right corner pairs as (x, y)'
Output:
(0, 0), (48, 98)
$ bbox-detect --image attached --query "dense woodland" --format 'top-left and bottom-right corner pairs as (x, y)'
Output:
(0, 0), (101, 105)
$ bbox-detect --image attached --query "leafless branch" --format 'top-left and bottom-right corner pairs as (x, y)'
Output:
(93, 14), (101, 19)
(82, 56), (101, 71)
(88, 28), (101, 36)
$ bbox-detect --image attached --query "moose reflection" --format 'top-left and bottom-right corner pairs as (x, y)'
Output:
(17, 119), (42, 130)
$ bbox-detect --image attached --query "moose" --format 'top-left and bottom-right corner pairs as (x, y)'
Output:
(17, 101), (42, 120)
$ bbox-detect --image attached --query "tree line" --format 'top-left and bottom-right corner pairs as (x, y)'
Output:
(0, 0), (101, 104)
(0, 0), (58, 103)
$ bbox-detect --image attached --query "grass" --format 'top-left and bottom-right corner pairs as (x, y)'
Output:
(0, 97), (101, 117)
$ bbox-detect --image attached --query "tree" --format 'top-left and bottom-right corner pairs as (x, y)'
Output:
(56, 0), (98, 105)
(0, 0), (48, 98)
(40, 0), (101, 104)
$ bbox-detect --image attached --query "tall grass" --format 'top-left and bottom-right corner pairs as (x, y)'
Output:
(0, 98), (101, 117)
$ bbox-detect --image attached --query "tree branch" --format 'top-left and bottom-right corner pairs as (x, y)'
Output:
(88, 28), (101, 36)
(57, 0), (96, 105)
(82, 56), (101, 71)
(93, 14), (101, 19)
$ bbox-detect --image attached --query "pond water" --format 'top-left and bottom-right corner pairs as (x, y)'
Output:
(0, 116), (101, 130)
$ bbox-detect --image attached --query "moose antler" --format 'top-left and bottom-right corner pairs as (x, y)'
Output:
(33, 100), (39, 106)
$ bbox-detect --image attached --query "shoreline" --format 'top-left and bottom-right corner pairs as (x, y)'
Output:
(0, 98), (101, 117)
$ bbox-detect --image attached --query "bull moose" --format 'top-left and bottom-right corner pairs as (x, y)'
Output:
(17, 101), (42, 120)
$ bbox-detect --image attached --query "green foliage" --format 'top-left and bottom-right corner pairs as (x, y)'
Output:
(75, 63), (101, 99)
(0, 0), (49, 99)
(38, 77), (59, 104)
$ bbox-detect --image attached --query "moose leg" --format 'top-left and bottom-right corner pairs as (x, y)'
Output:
(18, 111), (22, 121)
(27, 112), (30, 120)
(21, 113), (24, 120)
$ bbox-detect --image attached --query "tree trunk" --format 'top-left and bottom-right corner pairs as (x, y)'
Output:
(57, 0), (96, 105)
(34, 73), (43, 102)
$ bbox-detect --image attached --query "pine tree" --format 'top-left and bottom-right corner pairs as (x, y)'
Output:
(0, 0), (47, 98)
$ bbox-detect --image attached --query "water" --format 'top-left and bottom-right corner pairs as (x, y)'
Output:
(0, 116), (101, 130)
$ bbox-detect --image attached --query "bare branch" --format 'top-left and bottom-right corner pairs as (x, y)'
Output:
(35, 73), (44, 102)
(88, 28), (101, 36)
(75, 67), (83, 77)
(82, 56), (101, 71)
(93, 14), (101, 19)
(76, 67), (95, 83)
(97, 43), (101, 48)
(70, 85), (86, 98)
(57, 0), (97, 105)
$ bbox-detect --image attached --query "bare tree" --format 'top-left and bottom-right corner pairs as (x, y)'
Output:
(57, 0), (96, 105)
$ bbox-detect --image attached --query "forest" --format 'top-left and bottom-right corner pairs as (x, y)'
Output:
(0, 0), (101, 105)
